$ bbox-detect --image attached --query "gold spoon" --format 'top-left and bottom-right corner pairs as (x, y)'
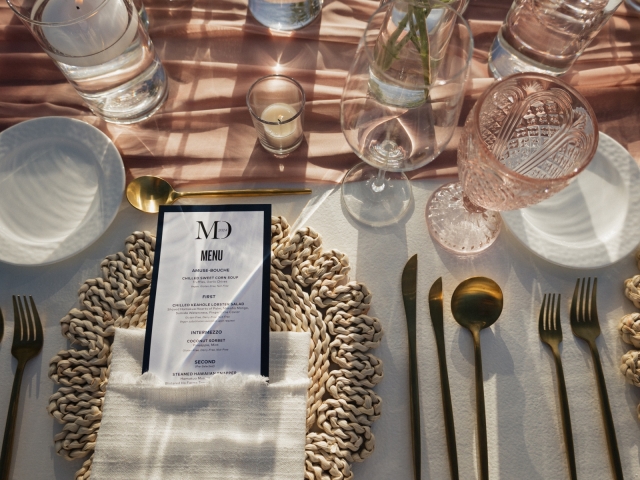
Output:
(126, 175), (312, 213)
(451, 277), (503, 480)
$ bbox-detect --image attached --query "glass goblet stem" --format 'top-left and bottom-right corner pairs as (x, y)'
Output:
(372, 168), (386, 193)
(426, 182), (502, 254)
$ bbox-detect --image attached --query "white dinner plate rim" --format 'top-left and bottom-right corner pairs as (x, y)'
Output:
(0, 117), (125, 266)
(501, 132), (640, 269)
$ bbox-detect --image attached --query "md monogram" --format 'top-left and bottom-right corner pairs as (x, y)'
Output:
(196, 221), (232, 240)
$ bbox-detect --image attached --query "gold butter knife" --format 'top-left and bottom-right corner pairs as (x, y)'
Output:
(401, 254), (420, 480)
(429, 277), (459, 480)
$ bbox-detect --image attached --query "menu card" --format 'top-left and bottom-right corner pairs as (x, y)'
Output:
(142, 205), (271, 384)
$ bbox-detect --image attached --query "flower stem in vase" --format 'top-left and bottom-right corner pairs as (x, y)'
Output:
(411, 4), (432, 88)
(372, 0), (457, 107)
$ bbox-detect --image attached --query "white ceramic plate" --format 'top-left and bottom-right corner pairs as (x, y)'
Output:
(0, 117), (125, 266)
(501, 133), (640, 269)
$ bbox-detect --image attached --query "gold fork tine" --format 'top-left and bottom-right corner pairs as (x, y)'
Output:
(586, 278), (592, 321)
(570, 279), (579, 324)
(579, 278), (586, 322)
(21, 296), (33, 341)
(539, 294), (547, 333)
(548, 293), (560, 331)
(12, 296), (21, 342)
(546, 294), (553, 330)
(30, 297), (43, 344)
(590, 278), (598, 324)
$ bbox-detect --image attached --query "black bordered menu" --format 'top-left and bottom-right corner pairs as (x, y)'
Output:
(142, 205), (271, 384)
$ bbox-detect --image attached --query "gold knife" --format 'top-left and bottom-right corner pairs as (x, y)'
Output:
(401, 254), (420, 480)
(429, 277), (459, 480)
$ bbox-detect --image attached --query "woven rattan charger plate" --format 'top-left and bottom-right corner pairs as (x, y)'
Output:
(48, 216), (384, 480)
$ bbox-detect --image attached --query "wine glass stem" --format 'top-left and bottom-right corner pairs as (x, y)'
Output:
(371, 130), (393, 194)
(372, 168), (386, 193)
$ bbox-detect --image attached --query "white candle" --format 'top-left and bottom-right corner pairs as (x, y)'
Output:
(33, 0), (137, 67)
(261, 103), (303, 149)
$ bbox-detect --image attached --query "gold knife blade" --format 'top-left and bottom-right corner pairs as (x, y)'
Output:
(401, 254), (420, 480)
(428, 277), (459, 480)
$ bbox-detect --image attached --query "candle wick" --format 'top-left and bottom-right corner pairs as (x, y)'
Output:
(277, 115), (284, 125)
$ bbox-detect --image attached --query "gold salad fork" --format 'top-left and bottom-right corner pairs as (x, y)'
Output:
(570, 278), (623, 480)
(539, 294), (576, 480)
(0, 296), (44, 480)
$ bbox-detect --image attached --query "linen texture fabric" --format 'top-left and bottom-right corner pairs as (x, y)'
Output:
(91, 328), (310, 480)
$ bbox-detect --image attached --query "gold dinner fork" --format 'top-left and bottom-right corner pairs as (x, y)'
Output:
(569, 278), (623, 480)
(538, 293), (577, 480)
(0, 296), (44, 480)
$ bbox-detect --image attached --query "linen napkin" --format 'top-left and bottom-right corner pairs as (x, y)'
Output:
(91, 328), (310, 480)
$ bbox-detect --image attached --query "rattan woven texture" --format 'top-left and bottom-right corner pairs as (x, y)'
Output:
(620, 250), (640, 419)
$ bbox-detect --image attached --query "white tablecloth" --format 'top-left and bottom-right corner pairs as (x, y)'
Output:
(0, 180), (639, 479)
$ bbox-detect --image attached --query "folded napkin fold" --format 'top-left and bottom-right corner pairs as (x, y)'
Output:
(91, 328), (310, 480)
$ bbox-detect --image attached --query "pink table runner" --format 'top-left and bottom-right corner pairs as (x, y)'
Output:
(1, 0), (639, 186)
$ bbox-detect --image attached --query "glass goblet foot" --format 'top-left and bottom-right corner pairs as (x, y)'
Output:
(426, 182), (501, 254)
(341, 162), (412, 227)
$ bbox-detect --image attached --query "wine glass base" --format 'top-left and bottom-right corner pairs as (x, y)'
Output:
(426, 182), (502, 254)
(341, 163), (412, 227)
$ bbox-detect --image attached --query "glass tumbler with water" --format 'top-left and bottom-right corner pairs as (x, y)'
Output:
(249, 0), (322, 30)
(7, 0), (168, 124)
(488, 0), (623, 78)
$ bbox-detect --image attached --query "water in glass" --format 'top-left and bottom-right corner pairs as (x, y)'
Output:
(249, 0), (322, 31)
(12, 0), (167, 124)
(489, 0), (623, 77)
(52, 33), (167, 124)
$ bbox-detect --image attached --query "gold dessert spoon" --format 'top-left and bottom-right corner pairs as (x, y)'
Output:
(451, 277), (503, 480)
(127, 175), (312, 213)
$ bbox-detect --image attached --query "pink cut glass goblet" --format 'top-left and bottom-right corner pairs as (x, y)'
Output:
(426, 73), (598, 254)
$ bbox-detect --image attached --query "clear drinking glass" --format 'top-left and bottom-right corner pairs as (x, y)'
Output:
(341, 0), (473, 226)
(249, 0), (322, 30)
(7, 0), (167, 124)
(426, 73), (599, 254)
(488, 0), (623, 78)
(247, 75), (305, 155)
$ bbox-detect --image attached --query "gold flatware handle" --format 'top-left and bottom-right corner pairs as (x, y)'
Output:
(0, 358), (27, 478)
(589, 341), (624, 479)
(551, 348), (577, 480)
(178, 188), (312, 198)
(471, 328), (489, 480)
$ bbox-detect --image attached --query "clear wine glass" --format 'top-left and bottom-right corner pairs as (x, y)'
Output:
(426, 73), (599, 254)
(340, 0), (473, 227)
